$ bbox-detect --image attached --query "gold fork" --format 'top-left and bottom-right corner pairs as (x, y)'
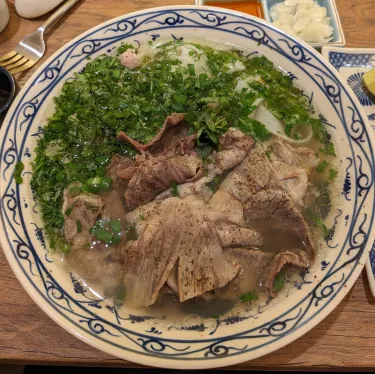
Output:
(0, 0), (80, 75)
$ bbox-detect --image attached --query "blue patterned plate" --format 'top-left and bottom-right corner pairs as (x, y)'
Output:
(322, 46), (375, 297)
(1, 6), (375, 369)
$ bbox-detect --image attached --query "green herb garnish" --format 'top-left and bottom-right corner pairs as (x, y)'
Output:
(64, 200), (77, 216)
(306, 208), (329, 238)
(208, 175), (222, 192)
(240, 292), (259, 303)
(14, 161), (24, 184)
(90, 219), (122, 245)
(273, 269), (287, 293)
(316, 160), (329, 173)
(329, 168), (338, 181)
(82, 176), (112, 193)
(171, 183), (179, 197)
(115, 285), (126, 305)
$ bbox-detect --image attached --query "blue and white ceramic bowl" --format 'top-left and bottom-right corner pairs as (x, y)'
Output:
(0, 6), (374, 369)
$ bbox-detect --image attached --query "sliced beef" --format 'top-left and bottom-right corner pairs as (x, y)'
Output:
(124, 206), (182, 308)
(220, 144), (277, 203)
(214, 128), (255, 173)
(63, 184), (103, 249)
(265, 249), (310, 296)
(116, 117), (203, 208)
(214, 140), (317, 261)
(63, 184), (125, 282)
(216, 221), (263, 248)
(106, 154), (135, 192)
(117, 113), (185, 154)
(149, 122), (190, 153)
(272, 160), (308, 207)
(124, 148), (203, 208)
(243, 189), (315, 260)
(123, 196), (240, 307)
(155, 128), (255, 201)
(202, 248), (272, 301)
(207, 189), (245, 226)
(167, 264), (179, 294)
(270, 137), (319, 170)
(177, 218), (240, 302)
(101, 189), (127, 220)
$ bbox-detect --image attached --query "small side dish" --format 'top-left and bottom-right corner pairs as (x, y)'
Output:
(270, 0), (333, 43)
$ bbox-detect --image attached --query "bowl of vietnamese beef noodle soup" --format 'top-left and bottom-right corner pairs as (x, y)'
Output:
(0, 6), (374, 369)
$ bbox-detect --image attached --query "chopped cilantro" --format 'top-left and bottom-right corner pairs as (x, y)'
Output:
(117, 43), (135, 55)
(240, 292), (259, 303)
(82, 176), (112, 193)
(319, 142), (336, 156)
(76, 220), (82, 233)
(316, 160), (329, 173)
(69, 185), (82, 197)
(90, 219), (122, 245)
(306, 208), (329, 238)
(188, 63), (195, 76)
(208, 175), (223, 192)
(171, 183), (179, 197)
(14, 161), (24, 184)
(273, 269), (287, 293)
(115, 285), (126, 305)
(64, 200), (77, 216)
(329, 168), (338, 181)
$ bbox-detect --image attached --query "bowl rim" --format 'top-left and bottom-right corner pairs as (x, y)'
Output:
(0, 5), (373, 369)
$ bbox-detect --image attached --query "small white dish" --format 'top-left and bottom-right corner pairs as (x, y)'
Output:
(195, 0), (346, 48)
(263, 0), (345, 48)
(322, 46), (375, 297)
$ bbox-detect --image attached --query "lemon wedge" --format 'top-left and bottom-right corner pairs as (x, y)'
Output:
(363, 68), (375, 96)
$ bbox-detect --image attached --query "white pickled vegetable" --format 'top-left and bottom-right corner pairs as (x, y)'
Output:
(279, 13), (294, 26)
(293, 17), (310, 32)
(299, 22), (333, 42)
(270, 0), (333, 43)
(310, 7), (327, 22)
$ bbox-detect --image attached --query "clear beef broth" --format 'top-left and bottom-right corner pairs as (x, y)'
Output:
(61, 134), (333, 319)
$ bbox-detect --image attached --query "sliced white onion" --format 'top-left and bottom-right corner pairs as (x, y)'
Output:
(270, 0), (333, 43)
(299, 22), (333, 42)
(310, 7), (327, 22)
(293, 17), (310, 32)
